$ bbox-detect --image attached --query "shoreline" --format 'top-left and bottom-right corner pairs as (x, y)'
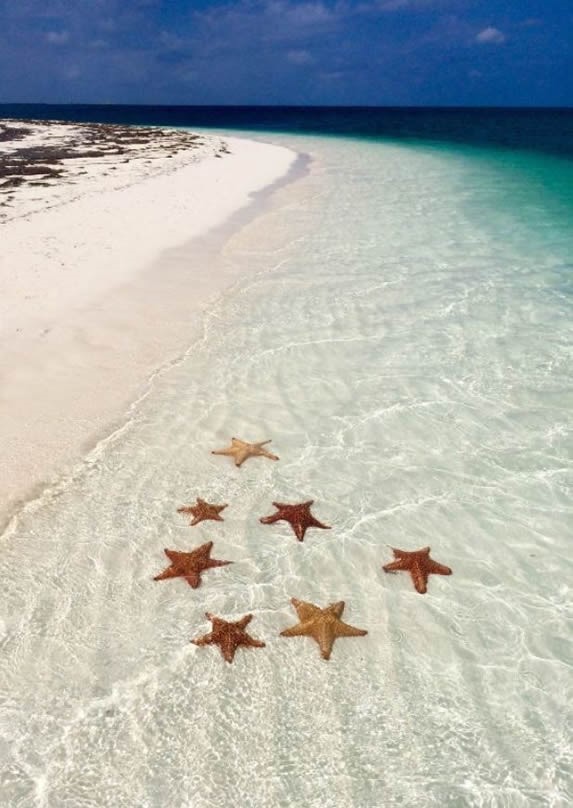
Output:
(0, 122), (302, 528)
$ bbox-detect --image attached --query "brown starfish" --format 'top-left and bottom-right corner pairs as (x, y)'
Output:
(259, 500), (331, 542)
(211, 437), (279, 467)
(177, 498), (227, 526)
(280, 598), (367, 660)
(382, 546), (452, 594)
(191, 613), (266, 663)
(153, 541), (231, 589)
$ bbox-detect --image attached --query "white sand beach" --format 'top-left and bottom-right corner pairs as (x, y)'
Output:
(0, 120), (297, 525)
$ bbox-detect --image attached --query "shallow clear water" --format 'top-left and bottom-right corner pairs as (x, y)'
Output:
(0, 135), (572, 807)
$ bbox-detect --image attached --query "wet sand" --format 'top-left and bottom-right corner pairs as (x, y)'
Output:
(0, 119), (298, 525)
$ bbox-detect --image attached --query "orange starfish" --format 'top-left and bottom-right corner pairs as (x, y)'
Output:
(177, 498), (227, 526)
(382, 546), (452, 594)
(211, 437), (279, 467)
(191, 613), (266, 663)
(153, 541), (231, 589)
(259, 500), (331, 542)
(280, 598), (367, 660)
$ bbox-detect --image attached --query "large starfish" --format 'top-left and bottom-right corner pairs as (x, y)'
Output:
(153, 541), (231, 589)
(382, 546), (452, 594)
(280, 598), (367, 660)
(211, 437), (279, 467)
(191, 613), (266, 663)
(259, 500), (331, 542)
(177, 498), (227, 526)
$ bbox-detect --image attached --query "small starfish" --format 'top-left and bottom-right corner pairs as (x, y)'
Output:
(211, 437), (279, 468)
(177, 498), (227, 526)
(191, 613), (266, 663)
(153, 541), (231, 589)
(280, 598), (367, 660)
(260, 500), (331, 542)
(382, 546), (452, 594)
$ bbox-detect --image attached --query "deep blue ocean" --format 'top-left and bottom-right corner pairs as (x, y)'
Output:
(1, 104), (573, 160)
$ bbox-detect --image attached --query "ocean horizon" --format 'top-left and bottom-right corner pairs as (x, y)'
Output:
(2, 103), (573, 158)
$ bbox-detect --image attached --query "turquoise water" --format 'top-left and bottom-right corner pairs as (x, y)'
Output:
(0, 134), (572, 807)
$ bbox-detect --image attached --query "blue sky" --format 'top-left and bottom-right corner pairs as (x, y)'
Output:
(0, 0), (571, 106)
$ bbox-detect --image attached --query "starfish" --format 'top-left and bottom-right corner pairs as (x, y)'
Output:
(153, 541), (231, 589)
(382, 546), (452, 594)
(280, 598), (367, 660)
(211, 437), (279, 467)
(259, 500), (331, 542)
(191, 613), (266, 663)
(177, 498), (227, 526)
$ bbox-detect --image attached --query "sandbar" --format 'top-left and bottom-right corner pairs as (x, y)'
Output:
(0, 119), (298, 527)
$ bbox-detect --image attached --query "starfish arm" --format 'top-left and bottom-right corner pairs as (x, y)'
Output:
(260, 512), (282, 525)
(184, 572), (201, 588)
(293, 522), (307, 542)
(411, 565), (428, 594)
(309, 516), (331, 530)
(206, 558), (232, 570)
(164, 549), (184, 562)
(234, 450), (249, 467)
(153, 566), (178, 581)
(328, 601), (345, 618)
(220, 639), (237, 663)
(391, 547), (422, 559)
(427, 560), (452, 576)
(241, 635), (266, 649)
(335, 621), (368, 638)
(211, 447), (235, 457)
(280, 621), (312, 637)
(191, 633), (213, 647)
(177, 506), (193, 515)
(213, 513), (225, 522)
(317, 625), (335, 660)
(236, 614), (254, 630)
(190, 514), (202, 526)
(259, 449), (279, 461)
(383, 559), (410, 573)
(291, 599), (321, 621)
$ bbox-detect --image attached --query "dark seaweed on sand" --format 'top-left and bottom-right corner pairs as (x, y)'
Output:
(0, 119), (218, 210)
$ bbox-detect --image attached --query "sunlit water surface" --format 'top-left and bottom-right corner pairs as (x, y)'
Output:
(0, 135), (572, 807)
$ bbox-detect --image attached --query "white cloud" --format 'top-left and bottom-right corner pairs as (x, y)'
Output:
(64, 65), (81, 79)
(376, 0), (455, 9)
(377, 0), (426, 8)
(45, 30), (69, 45)
(287, 49), (313, 64)
(266, 1), (334, 25)
(159, 31), (185, 51)
(320, 70), (344, 80)
(176, 66), (196, 84)
(99, 18), (117, 32)
(476, 27), (506, 45)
